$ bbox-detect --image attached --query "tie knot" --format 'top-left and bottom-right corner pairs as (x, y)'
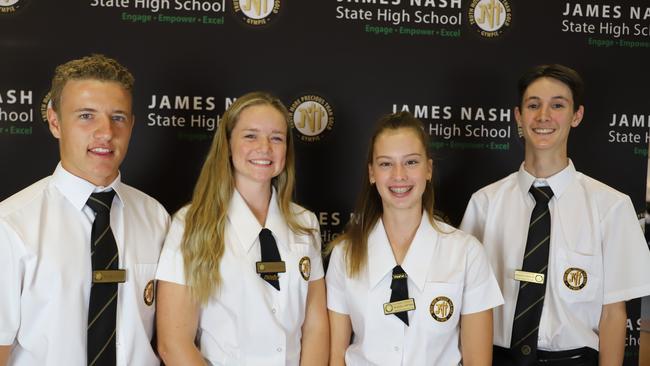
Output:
(259, 228), (273, 241)
(392, 265), (407, 280)
(529, 185), (553, 204)
(86, 191), (116, 214)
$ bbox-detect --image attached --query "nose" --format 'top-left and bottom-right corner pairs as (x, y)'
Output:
(94, 115), (114, 141)
(392, 164), (406, 181)
(257, 136), (271, 153)
(538, 104), (551, 122)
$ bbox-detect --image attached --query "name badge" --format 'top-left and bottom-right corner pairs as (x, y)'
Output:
(514, 270), (544, 284)
(93, 269), (126, 283)
(383, 298), (416, 315)
(256, 261), (286, 274)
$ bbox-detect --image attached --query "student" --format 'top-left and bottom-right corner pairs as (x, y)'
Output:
(460, 64), (650, 365)
(155, 91), (329, 366)
(327, 112), (503, 365)
(0, 54), (170, 366)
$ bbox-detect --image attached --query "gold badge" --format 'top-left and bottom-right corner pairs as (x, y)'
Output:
(563, 267), (587, 290)
(143, 280), (155, 306)
(256, 261), (286, 274)
(299, 256), (311, 281)
(383, 298), (416, 315)
(514, 270), (545, 284)
(430, 296), (454, 322)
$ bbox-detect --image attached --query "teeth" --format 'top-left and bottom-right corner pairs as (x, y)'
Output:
(91, 148), (111, 153)
(533, 128), (554, 134)
(389, 187), (411, 194)
(251, 160), (271, 165)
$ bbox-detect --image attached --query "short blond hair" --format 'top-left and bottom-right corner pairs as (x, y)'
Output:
(49, 54), (134, 112)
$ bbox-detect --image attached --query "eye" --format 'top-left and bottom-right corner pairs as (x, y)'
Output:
(526, 103), (539, 110)
(271, 135), (285, 143)
(378, 161), (392, 168)
(405, 159), (419, 166)
(112, 114), (127, 122)
(244, 133), (256, 140)
(551, 103), (566, 109)
(79, 113), (93, 120)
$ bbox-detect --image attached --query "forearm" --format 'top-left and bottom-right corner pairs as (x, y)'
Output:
(300, 279), (329, 366)
(0, 345), (10, 366)
(300, 326), (329, 366)
(460, 309), (493, 366)
(599, 301), (626, 366)
(158, 341), (206, 366)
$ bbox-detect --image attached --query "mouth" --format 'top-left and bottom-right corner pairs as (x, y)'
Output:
(532, 128), (555, 135)
(388, 186), (413, 196)
(88, 147), (114, 156)
(249, 159), (272, 166)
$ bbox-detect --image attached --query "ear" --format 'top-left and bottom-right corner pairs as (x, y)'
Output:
(571, 105), (584, 127)
(514, 106), (522, 127)
(368, 163), (375, 184)
(47, 107), (62, 139)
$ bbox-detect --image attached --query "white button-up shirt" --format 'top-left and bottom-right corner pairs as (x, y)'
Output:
(0, 164), (170, 365)
(326, 213), (503, 365)
(155, 189), (324, 366)
(460, 160), (650, 351)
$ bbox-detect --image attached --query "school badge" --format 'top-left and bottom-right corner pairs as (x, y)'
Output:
(563, 267), (587, 290)
(144, 280), (155, 306)
(429, 296), (454, 322)
(299, 256), (311, 281)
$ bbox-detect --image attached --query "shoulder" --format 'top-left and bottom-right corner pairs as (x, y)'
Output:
(436, 221), (482, 250)
(289, 202), (318, 228)
(118, 183), (170, 219)
(471, 172), (518, 200)
(572, 172), (633, 212)
(0, 176), (51, 219)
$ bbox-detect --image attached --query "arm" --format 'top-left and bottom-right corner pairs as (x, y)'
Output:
(0, 346), (10, 366)
(460, 309), (493, 366)
(598, 301), (626, 366)
(328, 310), (352, 366)
(156, 280), (206, 366)
(300, 278), (329, 366)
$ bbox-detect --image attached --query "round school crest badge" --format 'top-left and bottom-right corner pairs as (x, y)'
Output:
(429, 296), (454, 322)
(299, 256), (311, 281)
(563, 267), (587, 290)
(144, 280), (155, 306)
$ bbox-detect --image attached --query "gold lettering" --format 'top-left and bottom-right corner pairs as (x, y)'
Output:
(297, 103), (326, 133)
(477, 0), (503, 29)
(243, 0), (267, 16)
(435, 302), (449, 317)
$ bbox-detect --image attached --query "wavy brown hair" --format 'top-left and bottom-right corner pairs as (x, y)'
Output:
(181, 91), (311, 304)
(328, 112), (440, 277)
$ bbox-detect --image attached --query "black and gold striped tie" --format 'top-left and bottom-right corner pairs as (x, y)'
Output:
(86, 191), (118, 366)
(510, 185), (553, 364)
(390, 265), (409, 326)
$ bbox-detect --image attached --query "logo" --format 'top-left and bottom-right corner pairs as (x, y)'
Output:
(0, 0), (29, 15)
(232, 0), (280, 26)
(144, 280), (155, 306)
(289, 94), (335, 143)
(40, 91), (51, 123)
(563, 267), (587, 290)
(429, 296), (454, 322)
(299, 256), (311, 281)
(468, 0), (512, 38)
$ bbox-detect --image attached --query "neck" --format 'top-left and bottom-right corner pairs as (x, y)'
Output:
(523, 149), (569, 178)
(236, 182), (272, 226)
(381, 206), (422, 265)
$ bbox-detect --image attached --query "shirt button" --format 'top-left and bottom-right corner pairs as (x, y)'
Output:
(271, 308), (277, 314)
(277, 347), (283, 352)
(394, 346), (399, 351)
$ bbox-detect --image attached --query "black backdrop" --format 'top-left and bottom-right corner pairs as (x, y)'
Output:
(1, 0), (649, 362)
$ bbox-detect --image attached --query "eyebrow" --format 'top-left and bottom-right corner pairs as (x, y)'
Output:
(524, 96), (570, 102)
(242, 128), (286, 134)
(375, 153), (423, 159)
(72, 108), (129, 114)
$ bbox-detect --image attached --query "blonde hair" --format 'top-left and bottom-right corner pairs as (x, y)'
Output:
(327, 112), (441, 277)
(181, 91), (311, 304)
(50, 54), (134, 112)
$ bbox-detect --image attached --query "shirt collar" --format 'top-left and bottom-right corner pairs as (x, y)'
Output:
(367, 212), (436, 292)
(516, 159), (576, 200)
(227, 187), (289, 253)
(51, 162), (123, 211)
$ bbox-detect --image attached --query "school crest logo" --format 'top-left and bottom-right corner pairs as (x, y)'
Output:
(0, 0), (29, 15)
(468, 0), (512, 38)
(40, 91), (51, 123)
(429, 296), (454, 322)
(232, 0), (280, 26)
(299, 256), (311, 281)
(289, 94), (335, 143)
(563, 267), (587, 290)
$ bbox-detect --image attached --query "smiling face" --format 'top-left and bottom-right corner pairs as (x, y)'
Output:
(47, 79), (134, 187)
(368, 127), (432, 215)
(516, 77), (584, 158)
(230, 104), (288, 192)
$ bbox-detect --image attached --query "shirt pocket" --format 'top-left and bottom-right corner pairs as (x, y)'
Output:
(555, 249), (601, 303)
(132, 263), (158, 335)
(416, 281), (463, 335)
